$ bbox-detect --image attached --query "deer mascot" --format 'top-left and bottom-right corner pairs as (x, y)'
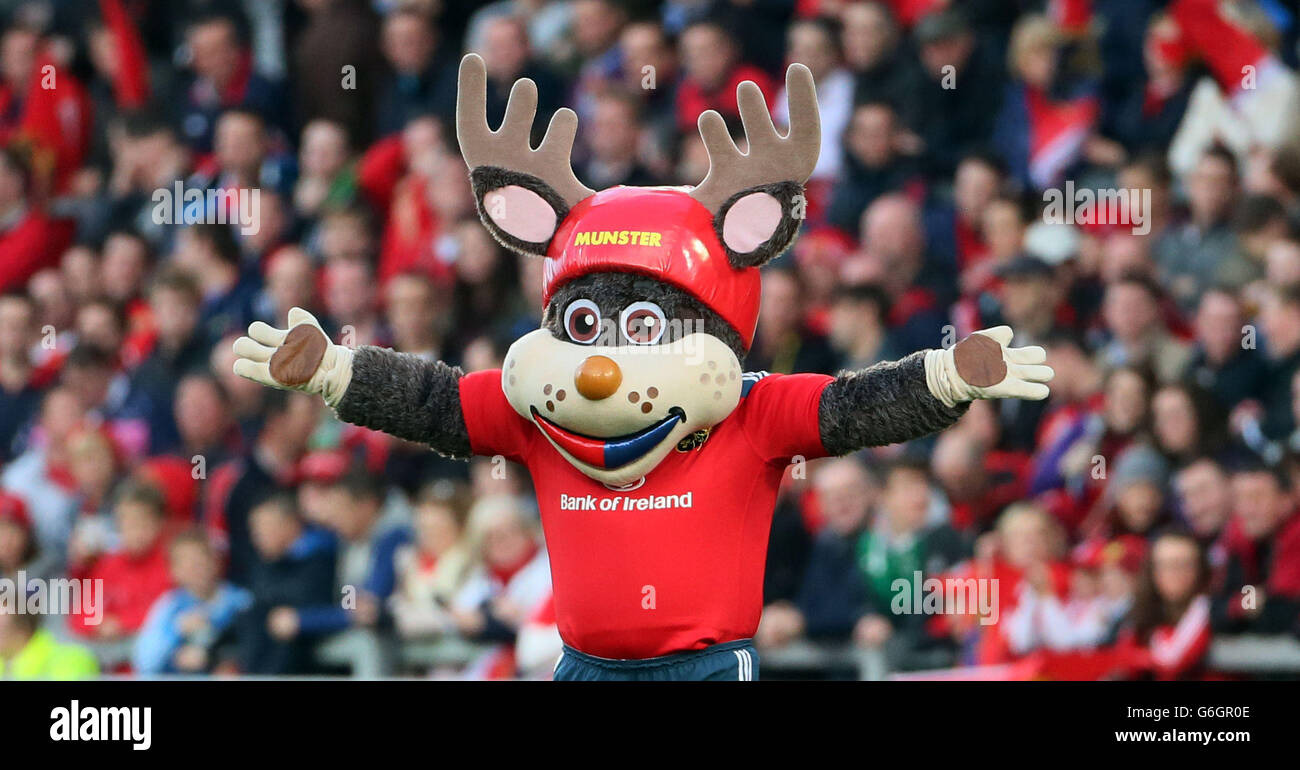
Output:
(233, 54), (1053, 680)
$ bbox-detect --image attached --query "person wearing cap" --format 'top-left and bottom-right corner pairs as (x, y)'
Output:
(910, 7), (1006, 179)
(0, 491), (56, 582)
(1087, 443), (1173, 543)
(994, 254), (1066, 348)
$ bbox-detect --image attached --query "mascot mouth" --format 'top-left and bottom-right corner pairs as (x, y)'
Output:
(530, 406), (686, 469)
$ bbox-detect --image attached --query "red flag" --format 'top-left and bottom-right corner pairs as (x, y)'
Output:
(99, 0), (150, 108)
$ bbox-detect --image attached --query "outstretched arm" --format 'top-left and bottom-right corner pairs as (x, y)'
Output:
(232, 308), (473, 459)
(818, 326), (1053, 455)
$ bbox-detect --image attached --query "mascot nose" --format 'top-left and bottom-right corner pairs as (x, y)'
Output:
(574, 355), (622, 400)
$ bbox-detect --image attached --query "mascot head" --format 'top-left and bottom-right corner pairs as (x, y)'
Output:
(456, 53), (820, 485)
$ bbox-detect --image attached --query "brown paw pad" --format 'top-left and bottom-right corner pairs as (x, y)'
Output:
(269, 325), (328, 386)
(953, 334), (1007, 388)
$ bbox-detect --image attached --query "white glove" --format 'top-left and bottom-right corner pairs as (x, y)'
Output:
(923, 326), (1054, 408)
(232, 307), (355, 408)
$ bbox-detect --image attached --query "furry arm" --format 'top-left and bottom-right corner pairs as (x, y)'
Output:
(817, 326), (1054, 455)
(232, 307), (472, 459)
(333, 347), (473, 459)
(818, 351), (969, 455)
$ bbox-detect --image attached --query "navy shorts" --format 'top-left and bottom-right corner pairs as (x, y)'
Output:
(553, 638), (758, 681)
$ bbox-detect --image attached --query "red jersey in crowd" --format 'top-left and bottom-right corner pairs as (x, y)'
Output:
(67, 539), (172, 638)
(675, 65), (774, 135)
(458, 368), (832, 659)
(1115, 595), (1213, 680)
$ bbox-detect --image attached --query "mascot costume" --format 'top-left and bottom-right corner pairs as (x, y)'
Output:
(233, 54), (1054, 680)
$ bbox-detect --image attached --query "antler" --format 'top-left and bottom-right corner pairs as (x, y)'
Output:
(690, 63), (821, 213)
(456, 53), (594, 208)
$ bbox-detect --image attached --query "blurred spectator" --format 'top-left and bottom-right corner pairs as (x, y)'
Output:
(1154, 145), (1240, 311)
(0, 292), (42, 461)
(291, 0), (383, 146)
(847, 194), (950, 352)
(390, 481), (472, 640)
(826, 282), (900, 371)
(293, 469), (408, 639)
(1187, 287), (1267, 412)
(66, 480), (173, 641)
(841, 2), (919, 124)
(992, 13), (1099, 190)
(1257, 284), (1300, 441)
(747, 267), (838, 376)
(576, 89), (660, 189)
(0, 603), (98, 680)
(1151, 382), (1227, 464)
(776, 17), (854, 185)
(172, 222), (258, 343)
(0, 490), (54, 580)
(132, 528), (251, 674)
(375, 7), (453, 139)
(1119, 529), (1212, 679)
(675, 18), (773, 135)
(207, 390), (321, 587)
(471, 15), (565, 134)
(237, 494), (335, 675)
(178, 12), (287, 153)
(824, 101), (921, 232)
(1005, 534), (1141, 655)
(911, 7), (1005, 179)
(450, 494), (549, 679)
(1212, 463), (1300, 634)
(0, 147), (65, 293)
(132, 269), (209, 450)
(1086, 443), (1172, 541)
(1096, 273), (1191, 384)
(1174, 457), (1232, 553)
(293, 120), (358, 225)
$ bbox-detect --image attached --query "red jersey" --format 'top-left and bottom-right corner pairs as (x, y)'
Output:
(459, 369), (833, 659)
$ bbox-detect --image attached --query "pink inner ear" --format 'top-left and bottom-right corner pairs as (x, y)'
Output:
(721, 192), (783, 253)
(483, 185), (558, 243)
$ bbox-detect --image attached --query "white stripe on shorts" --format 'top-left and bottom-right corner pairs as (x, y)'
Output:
(733, 649), (752, 681)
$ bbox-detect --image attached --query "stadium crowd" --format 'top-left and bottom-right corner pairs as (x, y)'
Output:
(2, 0), (1300, 680)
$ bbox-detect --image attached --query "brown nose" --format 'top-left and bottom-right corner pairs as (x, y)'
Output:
(574, 355), (622, 400)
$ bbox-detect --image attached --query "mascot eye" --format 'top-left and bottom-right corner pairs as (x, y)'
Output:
(563, 299), (602, 344)
(620, 302), (667, 345)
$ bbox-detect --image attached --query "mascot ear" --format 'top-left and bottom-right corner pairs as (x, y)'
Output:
(456, 54), (594, 257)
(691, 64), (821, 269)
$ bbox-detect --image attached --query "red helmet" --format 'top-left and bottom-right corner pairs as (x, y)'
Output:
(542, 187), (762, 350)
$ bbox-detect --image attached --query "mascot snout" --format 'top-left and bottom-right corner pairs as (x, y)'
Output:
(574, 355), (622, 400)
